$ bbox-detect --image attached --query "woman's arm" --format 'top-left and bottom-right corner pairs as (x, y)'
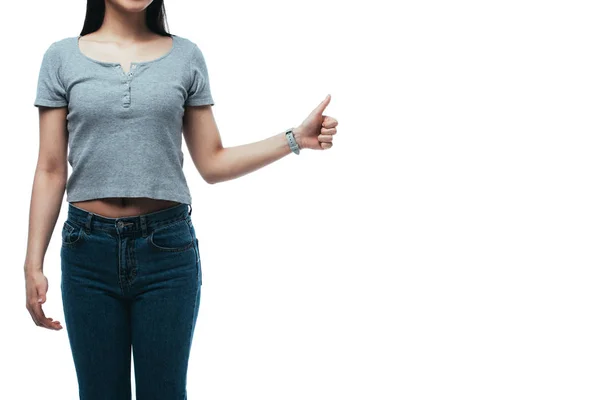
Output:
(24, 106), (67, 331)
(182, 95), (337, 184)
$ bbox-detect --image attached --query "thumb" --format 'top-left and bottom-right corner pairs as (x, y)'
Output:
(312, 94), (331, 116)
(37, 285), (47, 303)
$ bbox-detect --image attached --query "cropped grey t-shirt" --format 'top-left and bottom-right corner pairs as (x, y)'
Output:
(33, 34), (214, 205)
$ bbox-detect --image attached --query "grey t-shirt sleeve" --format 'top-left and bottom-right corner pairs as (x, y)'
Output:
(185, 44), (214, 106)
(34, 42), (68, 108)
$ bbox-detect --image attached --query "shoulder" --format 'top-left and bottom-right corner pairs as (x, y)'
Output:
(173, 34), (206, 60)
(173, 34), (197, 50)
(40, 36), (75, 61)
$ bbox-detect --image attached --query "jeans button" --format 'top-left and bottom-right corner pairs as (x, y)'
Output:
(117, 221), (124, 228)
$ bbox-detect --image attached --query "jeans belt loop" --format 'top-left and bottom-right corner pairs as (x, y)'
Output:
(140, 214), (148, 238)
(85, 212), (93, 234)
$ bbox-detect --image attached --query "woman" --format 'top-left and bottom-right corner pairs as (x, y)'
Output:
(24, 0), (338, 398)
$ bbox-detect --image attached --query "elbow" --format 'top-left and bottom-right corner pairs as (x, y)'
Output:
(202, 171), (220, 185)
(36, 163), (68, 182)
(200, 148), (225, 185)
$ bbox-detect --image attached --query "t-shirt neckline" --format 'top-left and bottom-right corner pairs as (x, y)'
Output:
(74, 34), (178, 67)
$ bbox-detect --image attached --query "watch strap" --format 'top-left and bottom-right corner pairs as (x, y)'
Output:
(285, 128), (300, 155)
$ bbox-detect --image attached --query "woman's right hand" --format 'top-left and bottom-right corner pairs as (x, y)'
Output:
(25, 268), (63, 330)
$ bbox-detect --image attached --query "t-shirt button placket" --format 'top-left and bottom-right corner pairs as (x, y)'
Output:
(122, 79), (131, 107)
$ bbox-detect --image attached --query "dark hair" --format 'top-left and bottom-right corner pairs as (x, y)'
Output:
(80, 0), (171, 37)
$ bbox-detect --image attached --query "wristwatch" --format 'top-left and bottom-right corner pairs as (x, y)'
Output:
(285, 127), (300, 155)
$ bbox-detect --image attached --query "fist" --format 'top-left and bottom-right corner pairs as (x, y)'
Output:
(293, 94), (338, 151)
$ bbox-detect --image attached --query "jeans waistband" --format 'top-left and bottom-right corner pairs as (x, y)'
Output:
(66, 202), (192, 236)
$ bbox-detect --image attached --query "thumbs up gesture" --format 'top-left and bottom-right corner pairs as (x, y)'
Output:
(293, 94), (338, 151)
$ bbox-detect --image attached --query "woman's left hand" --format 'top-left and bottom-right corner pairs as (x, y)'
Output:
(293, 94), (338, 151)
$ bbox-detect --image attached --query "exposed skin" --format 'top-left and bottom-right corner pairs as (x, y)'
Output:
(24, 0), (339, 330)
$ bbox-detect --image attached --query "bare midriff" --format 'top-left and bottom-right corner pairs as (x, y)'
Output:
(70, 197), (182, 218)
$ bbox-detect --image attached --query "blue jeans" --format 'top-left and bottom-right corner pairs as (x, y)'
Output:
(60, 202), (202, 399)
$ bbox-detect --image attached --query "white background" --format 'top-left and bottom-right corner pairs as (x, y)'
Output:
(1, 0), (599, 399)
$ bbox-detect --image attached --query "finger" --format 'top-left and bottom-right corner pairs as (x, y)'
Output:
(26, 283), (41, 304)
(33, 292), (54, 329)
(39, 312), (62, 330)
(37, 282), (47, 304)
(26, 297), (42, 326)
(28, 308), (41, 327)
(37, 312), (61, 330)
(312, 94), (331, 116)
(35, 281), (53, 325)
(43, 315), (62, 330)
(27, 306), (44, 327)
(48, 318), (63, 330)
(32, 303), (58, 330)
(46, 316), (63, 329)
(321, 115), (338, 128)
(320, 142), (333, 150)
(318, 134), (334, 143)
(321, 127), (337, 135)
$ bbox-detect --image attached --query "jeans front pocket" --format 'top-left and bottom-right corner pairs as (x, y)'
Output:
(62, 220), (84, 247)
(148, 218), (195, 252)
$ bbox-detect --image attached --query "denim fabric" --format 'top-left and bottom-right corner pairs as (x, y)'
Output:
(60, 202), (202, 399)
